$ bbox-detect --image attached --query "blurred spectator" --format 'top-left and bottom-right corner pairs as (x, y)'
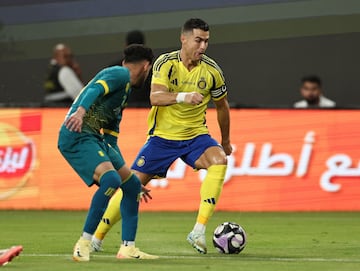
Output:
(43, 43), (84, 106)
(109, 30), (146, 66)
(109, 30), (151, 107)
(294, 75), (336, 108)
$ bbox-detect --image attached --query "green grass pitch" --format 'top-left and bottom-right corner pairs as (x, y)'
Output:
(0, 211), (359, 271)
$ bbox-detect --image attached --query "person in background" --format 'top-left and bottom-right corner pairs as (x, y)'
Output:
(0, 246), (22, 266)
(293, 75), (336, 108)
(110, 30), (151, 107)
(43, 43), (84, 106)
(109, 30), (146, 67)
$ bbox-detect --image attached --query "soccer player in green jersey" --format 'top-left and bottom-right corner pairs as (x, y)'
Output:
(92, 18), (232, 254)
(58, 45), (158, 261)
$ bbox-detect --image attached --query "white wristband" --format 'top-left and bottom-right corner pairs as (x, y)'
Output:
(176, 92), (187, 103)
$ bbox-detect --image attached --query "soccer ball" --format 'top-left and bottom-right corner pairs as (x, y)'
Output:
(213, 222), (246, 254)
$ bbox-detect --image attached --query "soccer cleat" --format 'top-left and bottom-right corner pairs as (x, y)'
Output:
(116, 245), (159, 259)
(187, 231), (207, 254)
(0, 246), (23, 266)
(73, 237), (91, 262)
(90, 239), (103, 252)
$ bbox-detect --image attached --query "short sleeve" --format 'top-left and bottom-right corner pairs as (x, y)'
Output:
(151, 54), (173, 88)
(210, 67), (227, 101)
(77, 67), (130, 110)
(95, 67), (130, 95)
(202, 55), (227, 101)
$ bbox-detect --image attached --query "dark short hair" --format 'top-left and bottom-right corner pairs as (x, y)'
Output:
(301, 75), (322, 87)
(182, 18), (209, 33)
(123, 44), (153, 63)
(126, 30), (145, 45)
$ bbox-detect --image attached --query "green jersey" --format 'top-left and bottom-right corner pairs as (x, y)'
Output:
(61, 66), (131, 151)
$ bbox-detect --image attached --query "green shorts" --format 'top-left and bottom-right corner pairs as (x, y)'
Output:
(58, 127), (125, 186)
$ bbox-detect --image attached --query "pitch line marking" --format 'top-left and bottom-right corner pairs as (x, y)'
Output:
(22, 254), (360, 263)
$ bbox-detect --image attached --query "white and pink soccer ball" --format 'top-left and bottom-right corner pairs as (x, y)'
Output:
(213, 222), (246, 254)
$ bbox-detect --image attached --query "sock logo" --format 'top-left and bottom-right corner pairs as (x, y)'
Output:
(102, 218), (110, 225)
(203, 198), (216, 204)
(104, 187), (116, 197)
(137, 192), (142, 202)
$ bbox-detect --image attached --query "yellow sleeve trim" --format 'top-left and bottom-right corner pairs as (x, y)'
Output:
(103, 129), (119, 137)
(96, 80), (110, 95)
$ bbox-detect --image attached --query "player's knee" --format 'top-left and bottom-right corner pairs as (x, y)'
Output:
(128, 173), (141, 186)
(218, 155), (228, 165)
(99, 170), (121, 196)
(121, 174), (141, 193)
(210, 152), (227, 166)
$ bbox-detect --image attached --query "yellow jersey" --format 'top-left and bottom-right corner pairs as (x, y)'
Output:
(148, 50), (227, 140)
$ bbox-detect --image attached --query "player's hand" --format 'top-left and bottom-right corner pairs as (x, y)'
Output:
(222, 140), (233, 155)
(140, 185), (152, 203)
(184, 92), (203, 105)
(64, 106), (86, 132)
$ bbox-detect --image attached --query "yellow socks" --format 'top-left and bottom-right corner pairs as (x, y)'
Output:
(94, 165), (227, 240)
(94, 189), (123, 240)
(196, 164), (227, 225)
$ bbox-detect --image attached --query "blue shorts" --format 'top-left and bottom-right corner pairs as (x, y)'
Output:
(58, 127), (125, 186)
(131, 134), (220, 178)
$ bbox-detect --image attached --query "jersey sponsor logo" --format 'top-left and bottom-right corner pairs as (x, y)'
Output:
(170, 78), (178, 86)
(197, 77), (207, 90)
(136, 156), (146, 167)
(181, 81), (195, 86)
(0, 123), (36, 200)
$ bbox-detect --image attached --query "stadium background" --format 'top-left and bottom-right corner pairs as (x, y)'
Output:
(1, 0), (360, 107)
(0, 0), (359, 211)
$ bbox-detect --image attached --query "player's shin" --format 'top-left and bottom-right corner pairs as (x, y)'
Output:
(74, 170), (120, 261)
(94, 189), (123, 241)
(83, 170), (120, 237)
(196, 164), (227, 231)
(120, 174), (141, 244)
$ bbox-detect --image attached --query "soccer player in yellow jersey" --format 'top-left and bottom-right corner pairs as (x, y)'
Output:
(92, 18), (232, 254)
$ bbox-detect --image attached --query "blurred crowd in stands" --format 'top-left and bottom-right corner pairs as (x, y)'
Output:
(42, 30), (336, 109)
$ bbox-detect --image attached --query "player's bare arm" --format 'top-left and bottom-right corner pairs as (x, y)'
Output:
(214, 96), (232, 155)
(150, 83), (203, 106)
(64, 106), (86, 132)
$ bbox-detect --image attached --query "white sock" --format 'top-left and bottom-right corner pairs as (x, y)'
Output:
(193, 223), (206, 234)
(82, 232), (92, 241)
(123, 241), (135, 246)
(92, 236), (102, 244)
